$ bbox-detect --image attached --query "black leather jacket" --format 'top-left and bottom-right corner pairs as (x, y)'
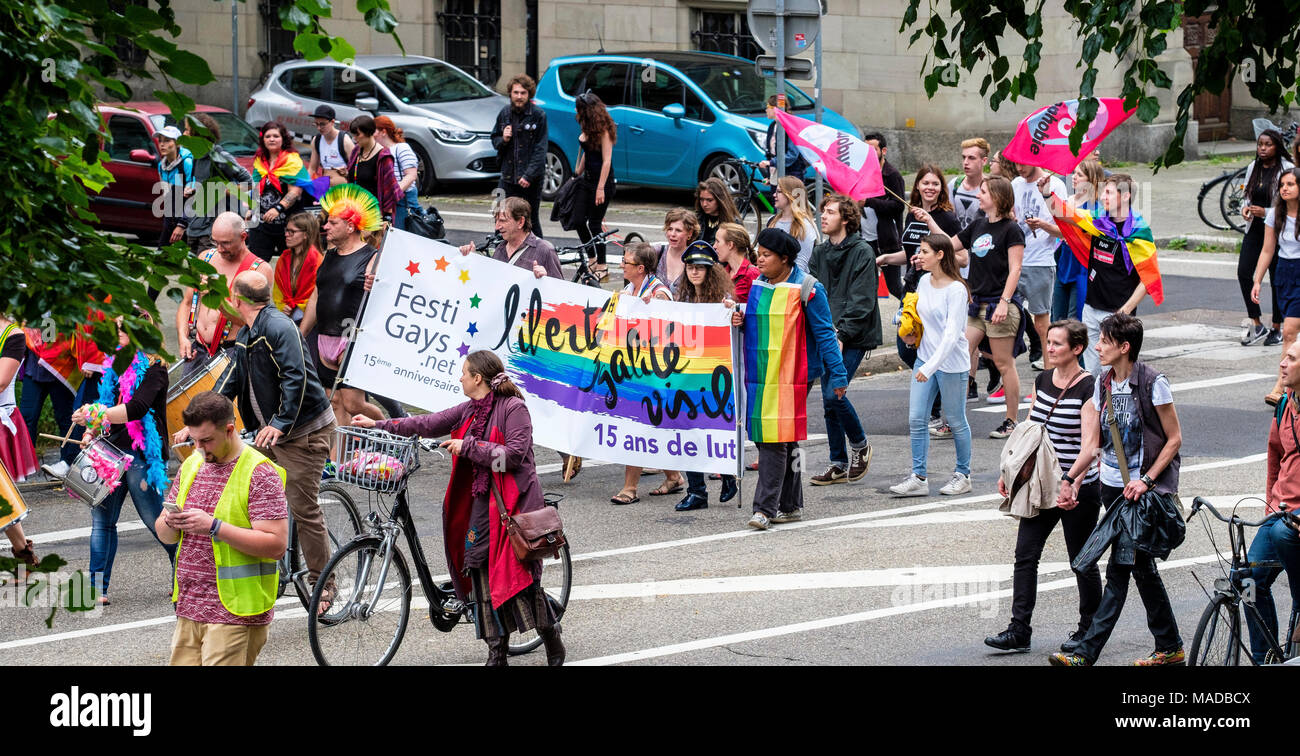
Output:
(216, 305), (332, 436)
(1072, 490), (1187, 571)
(492, 103), (548, 185)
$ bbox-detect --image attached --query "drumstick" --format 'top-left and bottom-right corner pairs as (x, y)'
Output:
(39, 432), (87, 447)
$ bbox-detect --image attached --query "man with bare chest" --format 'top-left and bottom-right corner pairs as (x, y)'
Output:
(176, 213), (274, 378)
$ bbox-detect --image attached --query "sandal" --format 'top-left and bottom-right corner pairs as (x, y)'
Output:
(610, 490), (640, 505)
(649, 478), (685, 496)
(562, 455), (583, 483)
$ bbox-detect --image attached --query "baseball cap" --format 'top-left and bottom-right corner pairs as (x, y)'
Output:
(156, 125), (182, 140)
(313, 104), (337, 120)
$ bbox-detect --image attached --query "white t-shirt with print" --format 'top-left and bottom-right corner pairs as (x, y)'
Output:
(1012, 174), (1068, 267)
(1092, 369), (1174, 488)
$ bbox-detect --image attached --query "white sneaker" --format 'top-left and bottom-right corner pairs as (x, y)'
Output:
(42, 460), (70, 479)
(939, 472), (972, 496)
(1243, 322), (1269, 346)
(1030, 358), (1045, 371)
(890, 474), (929, 497)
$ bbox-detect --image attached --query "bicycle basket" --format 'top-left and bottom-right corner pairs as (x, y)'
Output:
(333, 426), (420, 493)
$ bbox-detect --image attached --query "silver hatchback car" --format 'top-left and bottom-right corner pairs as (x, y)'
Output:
(246, 55), (508, 193)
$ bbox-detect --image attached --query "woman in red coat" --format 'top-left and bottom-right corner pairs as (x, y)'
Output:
(351, 350), (564, 666)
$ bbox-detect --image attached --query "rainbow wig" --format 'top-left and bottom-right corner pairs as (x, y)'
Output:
(321, 185), (384, 233)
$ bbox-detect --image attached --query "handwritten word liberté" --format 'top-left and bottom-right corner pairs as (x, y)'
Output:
(494, 286), (734, 427)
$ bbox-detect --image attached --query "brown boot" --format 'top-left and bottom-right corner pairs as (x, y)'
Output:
(485, 636), (510, 667)
(539, 624), (565, 666)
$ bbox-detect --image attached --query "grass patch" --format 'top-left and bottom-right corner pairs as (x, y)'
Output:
(1167, 237), (1189, 250)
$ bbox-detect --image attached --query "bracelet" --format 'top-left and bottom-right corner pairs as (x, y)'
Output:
(84, 403), (111, 436)
(1061, 472), (1075, 485)
(209, 518), (222, 543)
(1140, 474), (1156, 489)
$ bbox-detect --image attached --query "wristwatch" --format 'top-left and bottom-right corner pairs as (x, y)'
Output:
(1061, 472), (1075, 485)
(1140, 474), (1156, 489)
(209, 518), (223, 543)
(1000, 297), (1013, 305)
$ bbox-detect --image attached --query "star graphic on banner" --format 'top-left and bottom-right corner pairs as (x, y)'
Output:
(457, 342), (470, 357)
(458, 269), (471, 284)
(405, 260), (420, 276)
(434, 256), (450, 272)
(469, 293), (482, 308)
(466, 322), (479, 337)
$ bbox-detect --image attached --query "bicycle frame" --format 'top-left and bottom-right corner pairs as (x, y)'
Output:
(363, 489), (462, 632)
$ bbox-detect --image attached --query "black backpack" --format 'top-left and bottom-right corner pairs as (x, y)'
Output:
(313, 131), (353, 164)
(405, 205), (445, 241)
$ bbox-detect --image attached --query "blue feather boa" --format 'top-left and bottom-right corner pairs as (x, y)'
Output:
(99, 352), (170, 496)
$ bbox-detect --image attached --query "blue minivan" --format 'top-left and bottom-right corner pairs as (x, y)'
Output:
(534, 51), (860, 199)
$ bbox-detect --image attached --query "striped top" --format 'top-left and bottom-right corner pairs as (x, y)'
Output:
(1028, 368), (1098, 483)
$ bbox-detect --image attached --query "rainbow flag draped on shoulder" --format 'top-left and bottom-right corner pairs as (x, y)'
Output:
(1055, 202), (1164, 306)
(253, 151), (330, 200)
(743, 280), (808, 443)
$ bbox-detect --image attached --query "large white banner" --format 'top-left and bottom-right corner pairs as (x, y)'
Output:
(342, 229), (742, 474)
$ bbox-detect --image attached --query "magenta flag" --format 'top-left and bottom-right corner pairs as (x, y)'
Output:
(1002, 98), (1136, 175)
(772, 110), (884, 201)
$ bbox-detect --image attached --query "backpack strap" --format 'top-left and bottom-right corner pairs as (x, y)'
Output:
(800, 273), (818, 305)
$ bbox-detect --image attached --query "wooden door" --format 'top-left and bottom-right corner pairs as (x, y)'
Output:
(1182, 14), (1232, 141)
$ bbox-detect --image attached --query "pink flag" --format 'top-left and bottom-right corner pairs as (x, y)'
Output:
(772, 110), (884, 201)
(1002, 98), (1136, 175)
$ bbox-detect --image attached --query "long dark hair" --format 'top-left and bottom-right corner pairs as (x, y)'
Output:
(576, 92), (617, 145)
(678, 263), (734, 304)
(1247, 129), (1288, 204)
(909, 163), (953, 212)
(464, 350), (524, 399)
(695, 177), (740, 225)
(921, 233), (970, 299)
(1272, 168), (1300, 242)
(255, 121), (292, 162)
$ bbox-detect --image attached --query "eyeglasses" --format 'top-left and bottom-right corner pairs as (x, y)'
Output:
(621, 259), (636, 266)
(285, 228), (303, 235)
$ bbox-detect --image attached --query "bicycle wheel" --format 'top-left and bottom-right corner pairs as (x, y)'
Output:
(289, 481), (364, 608)
(1189, 593), (1243, 666)
(507, 542), (573, 655)
(1196, 174), (1231, 231)
(1219, 166), (1249, 234)
(307, 537), (412, 666)
(737, 194), (766, 239)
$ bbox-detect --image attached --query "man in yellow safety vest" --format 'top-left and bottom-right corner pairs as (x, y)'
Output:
(155, 391), (288, 666)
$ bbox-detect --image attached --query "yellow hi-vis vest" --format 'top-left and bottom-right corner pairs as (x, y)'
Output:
(170, 446), (287, 617)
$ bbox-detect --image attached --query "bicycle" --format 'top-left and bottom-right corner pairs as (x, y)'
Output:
(274, 480), (362, 609)
(556, 228), (621, 287)
(1185, 496), (1300, 665)
(306, 426), (572, 666)
(716, 158), (821, 238)
(1197, 119), (1298, 233)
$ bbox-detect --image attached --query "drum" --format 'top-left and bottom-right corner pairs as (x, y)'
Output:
(167, 351), (242, 461)
(0, 460), (28, 534)
(65, 438), (133, 508)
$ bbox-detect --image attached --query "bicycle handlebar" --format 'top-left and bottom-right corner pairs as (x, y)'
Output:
(474, 231), (503, 253)
(556, 228), (620, 255)
(1188, 496), (1292, 528)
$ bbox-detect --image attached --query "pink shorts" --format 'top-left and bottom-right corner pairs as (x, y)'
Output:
(318, 334), (349, 365)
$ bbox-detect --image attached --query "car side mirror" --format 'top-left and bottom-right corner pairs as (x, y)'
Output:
(356, 96), (380, 114)
(129, 148), (156, 163)
(662, 103), (686, 121)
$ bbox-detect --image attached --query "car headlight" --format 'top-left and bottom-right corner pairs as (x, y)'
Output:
(430, 124), (477, 144)
(747, 128), (767, 151)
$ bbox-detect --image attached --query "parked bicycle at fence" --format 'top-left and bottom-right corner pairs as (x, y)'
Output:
(308, 424), (572, 666)
(1198, 119), (1299, 233)
(1186, 496), (1300, 666)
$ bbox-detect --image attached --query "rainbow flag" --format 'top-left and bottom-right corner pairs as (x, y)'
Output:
(1056, 201), (1164, 306)
(743, 280), (808, 443)
(23, 329), (84, 393)
(254, 151), (330, 200)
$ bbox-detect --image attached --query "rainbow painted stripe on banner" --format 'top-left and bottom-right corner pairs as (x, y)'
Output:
(743, 280), (808, 443)
(509, 295), (735, 431)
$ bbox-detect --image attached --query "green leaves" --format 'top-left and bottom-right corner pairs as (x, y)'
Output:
(159, 49), (214, 85)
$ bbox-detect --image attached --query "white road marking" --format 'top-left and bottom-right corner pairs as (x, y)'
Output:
(1141, 340), (1241, 359)
(826, 509), (1007, 529)
(972, 372), (1273, 413)
(567, 553), (1227, 666)
(1143, 325), (1241, 341)
(30, 521), (145, 546)
(1159, 255), (1240, 267)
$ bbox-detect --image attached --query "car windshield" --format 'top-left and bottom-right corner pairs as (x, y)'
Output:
(149, 112), (260, 157)
(373, 62), (494, 104)
(671, 61), (814, 114)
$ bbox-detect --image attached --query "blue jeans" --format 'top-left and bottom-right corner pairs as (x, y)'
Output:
(89, 457), (176, 595)
(1051, 278), (1083, 322)
(820, 347), (867, 467)
(908, 360), (971, 477)
(1245, 514), (1300, 664)
(393, 186), (421, 230)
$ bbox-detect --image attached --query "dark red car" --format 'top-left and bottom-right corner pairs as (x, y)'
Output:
(90, 102), (259, 239)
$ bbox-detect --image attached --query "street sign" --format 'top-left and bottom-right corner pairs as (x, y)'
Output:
(755, 55), (814, 81)
(747, 0), (823, 57)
